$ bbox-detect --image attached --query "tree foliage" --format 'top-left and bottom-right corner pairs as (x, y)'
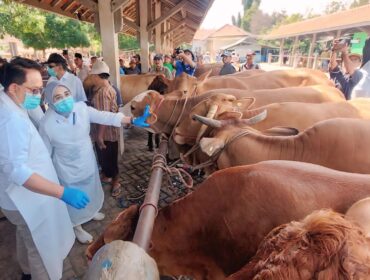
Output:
(350, 0), (370, 7)
(0, 1), (91, 51)
(118, 34), (139, 50)
(324, 0), (346, 14)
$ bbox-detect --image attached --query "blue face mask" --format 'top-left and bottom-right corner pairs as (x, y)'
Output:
(22, 93), (41, 110)
(48, 67), (57, 77)
(54, 96), (74, 116)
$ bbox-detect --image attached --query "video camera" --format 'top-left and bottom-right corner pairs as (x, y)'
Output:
(331, 37), (355, 51)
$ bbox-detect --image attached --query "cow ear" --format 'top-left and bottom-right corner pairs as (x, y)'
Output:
(147, 90), (160, 100)
(200, 137), (225, 157)
(263, 127), (299, 136)
(198, 69), (212, 83)
(232, 97), (256, 110)
(217, 111), (243, 120)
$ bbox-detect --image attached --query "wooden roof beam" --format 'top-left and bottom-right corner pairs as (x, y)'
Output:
(75, 0), (97, 11)
(161, 22), (183, 38)
(62, 0), (76, 12)
(50, 0), (63, 7)
(147, 0), (187, 31)
(111, 0), (130, 13)
(122, 17), (140, 32)
(181, 8), (186, 18)
(161, 0), (203, 17)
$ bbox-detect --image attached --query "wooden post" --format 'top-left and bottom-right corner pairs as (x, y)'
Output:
(98, 0), (120, 87)
(155, 0), (161, 54)
(290, 36), (299, 67)
(278, 38), (285, 66)
(307, 33), (317, 68)
(139, 0), (150, 73)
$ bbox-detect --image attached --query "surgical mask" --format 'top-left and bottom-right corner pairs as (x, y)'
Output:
(48, 67), (57, 77)
(54, 96), (74, 115)
(22, 93), (41, 110)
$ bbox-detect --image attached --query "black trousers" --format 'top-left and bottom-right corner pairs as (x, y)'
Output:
(95, 141), (119, 178)
(147, 132), (160, 150)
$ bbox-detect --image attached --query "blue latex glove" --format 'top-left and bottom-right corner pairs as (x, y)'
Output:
(132, 104), (151, 127)
(61, 187), (90, 209)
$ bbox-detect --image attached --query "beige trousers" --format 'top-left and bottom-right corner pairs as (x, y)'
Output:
(2, 209), (50, 280)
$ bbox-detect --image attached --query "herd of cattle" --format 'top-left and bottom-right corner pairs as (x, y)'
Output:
(84, 68), (370, 279)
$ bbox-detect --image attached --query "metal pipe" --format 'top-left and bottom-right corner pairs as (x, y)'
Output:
(132, 136), (168, 251)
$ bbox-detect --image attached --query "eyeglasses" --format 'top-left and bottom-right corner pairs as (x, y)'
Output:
(21, 85), (44, 95)
(48, 64), (57, 68)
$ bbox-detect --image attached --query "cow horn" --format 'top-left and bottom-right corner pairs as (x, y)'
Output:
(195, 104), (219, 142)
(245, 109), (267, 125)
(192, 114), (222, 128)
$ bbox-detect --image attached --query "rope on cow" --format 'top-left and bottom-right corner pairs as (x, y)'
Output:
(151, 151), (194, 189)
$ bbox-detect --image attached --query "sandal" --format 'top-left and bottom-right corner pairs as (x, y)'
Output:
(111, 183), (122, 198)
(101, 176), (112, 184)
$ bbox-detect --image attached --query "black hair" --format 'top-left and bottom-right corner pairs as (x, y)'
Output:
(0, 57), (42, 92)
(74, 53), (83, 59)
(135, 54), (141, 61)
(98, 73), (110, 80)
(62, 49), (68, 55)
(184, 49), (195, 61)
(361, 38), (370, 67)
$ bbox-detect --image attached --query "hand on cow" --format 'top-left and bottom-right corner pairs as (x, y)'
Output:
(132, 105), (151, 128)
(61, 186), (90, 209)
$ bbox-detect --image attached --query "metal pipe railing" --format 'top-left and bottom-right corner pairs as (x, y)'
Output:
(132, 136), (168, 251)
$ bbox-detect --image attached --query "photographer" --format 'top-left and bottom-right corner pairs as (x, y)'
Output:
(172, 48), (196, 77)
(329, 38), (369, 99)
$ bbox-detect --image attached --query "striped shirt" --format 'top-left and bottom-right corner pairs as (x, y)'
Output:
(90, 85), (119, 142)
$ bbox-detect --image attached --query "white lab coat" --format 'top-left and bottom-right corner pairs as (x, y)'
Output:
(39, 102), (124, 226)
(352, 60), (370, 98)
(0, 91), (75, 280)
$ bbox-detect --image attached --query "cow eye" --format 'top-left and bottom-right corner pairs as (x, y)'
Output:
(130, 105), (135, 111)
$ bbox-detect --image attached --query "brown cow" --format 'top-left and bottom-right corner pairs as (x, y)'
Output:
(174, 97), (370, 145)
(227, 209), (370, 280)
(160, 68), (334, 95)
(194, 118), (370, 174)
(86, 161), (370, 279)
(131, 86), (344, 135)
(194, 64), (264, 78)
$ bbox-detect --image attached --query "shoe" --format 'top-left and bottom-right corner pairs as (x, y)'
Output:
(74, 225), (93, 244)
(93, 212), (105, 221)
(21, 273), (31, 280)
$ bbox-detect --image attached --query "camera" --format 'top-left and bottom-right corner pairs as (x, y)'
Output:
(174, 47), (181, 55)
(332, 37), (352, 51)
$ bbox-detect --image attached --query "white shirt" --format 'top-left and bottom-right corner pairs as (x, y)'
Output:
(48, 71), (87, 102)
(77, 63), (90, 82)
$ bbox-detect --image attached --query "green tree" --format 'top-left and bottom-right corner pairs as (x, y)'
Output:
(118, 34), (139, 50)
(324, 0), (346, 14)
(350, 0), (370, 7)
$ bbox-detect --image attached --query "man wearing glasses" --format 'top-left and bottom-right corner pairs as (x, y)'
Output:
(0, 57), (90, 280)
(46, 53), (87, 102)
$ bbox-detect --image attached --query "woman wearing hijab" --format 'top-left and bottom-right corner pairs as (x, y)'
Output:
(39, 81), (150, 243)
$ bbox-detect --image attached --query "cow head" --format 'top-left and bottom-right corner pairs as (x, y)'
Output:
(86, 205), (140, 260)
(227, 210), (370, 280)
(166, 72), (201, 95)
(173, 94), (256, 145)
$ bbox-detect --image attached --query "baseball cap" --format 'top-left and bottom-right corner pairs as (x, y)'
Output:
(221, 51), (232, 57)
(90, 60), (110, 75)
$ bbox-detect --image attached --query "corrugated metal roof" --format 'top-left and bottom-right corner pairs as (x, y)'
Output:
(263, 4), (370, 40)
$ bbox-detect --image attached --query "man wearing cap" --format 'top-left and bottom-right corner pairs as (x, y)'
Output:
(89, 61), (123, 197)
(74, 53), (90, 82)
(150, 54), (173, 79)
(46, 53), (87, 102)
(219, 51), (236, 76)
(173, 49), (196, 77)
(241, 50), (260, 71)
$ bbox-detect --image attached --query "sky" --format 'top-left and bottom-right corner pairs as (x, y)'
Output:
(201, 0), (352, 29)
